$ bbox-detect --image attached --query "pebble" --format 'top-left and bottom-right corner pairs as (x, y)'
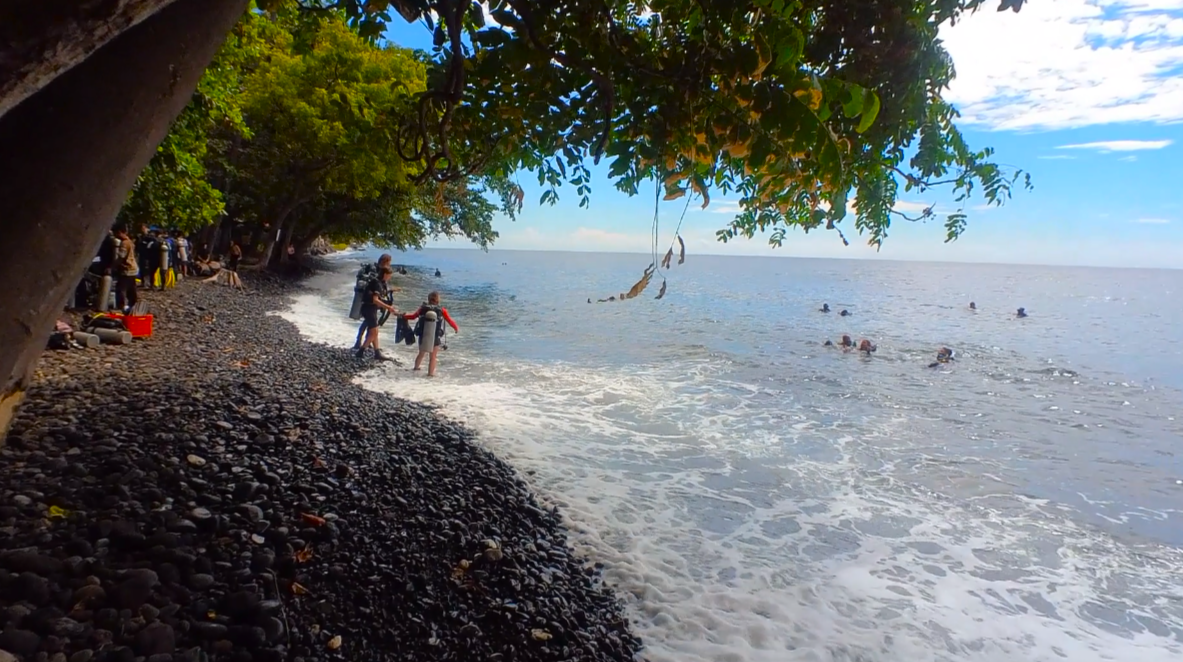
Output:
(0, 275), (642, 662)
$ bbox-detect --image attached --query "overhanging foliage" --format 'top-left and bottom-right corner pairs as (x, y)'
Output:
(269, 0), (1032, 247)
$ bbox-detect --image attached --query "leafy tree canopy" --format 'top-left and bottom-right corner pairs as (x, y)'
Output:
(268, 0), (1031, 248)
(118, 13), (266, 232)
(121, 4), (517, 262)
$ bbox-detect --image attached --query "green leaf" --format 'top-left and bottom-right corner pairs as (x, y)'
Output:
(777, 28), (805, 69)
(856, 89), (881, 133)
(608, 154), (631, 179)
(841, 84), (864, 119)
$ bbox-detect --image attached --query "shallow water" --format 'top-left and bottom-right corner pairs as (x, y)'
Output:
(282, 249), (1183, 662)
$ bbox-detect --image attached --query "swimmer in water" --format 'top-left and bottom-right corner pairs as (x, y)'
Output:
(840, 309), (851, 317)
(1016, 307), (1028, 318)
(858, 339), (876, 355)
(820, 303), (831, 313)
(969, 301), (977, 310)
(928, 347), (955, 368)
(839, 335), (854, 351)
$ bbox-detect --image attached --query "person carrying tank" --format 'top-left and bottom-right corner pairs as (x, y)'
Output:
(355, 266), (399, 361)
(404, 291), (459, 377)
(352, 254), (393, 349)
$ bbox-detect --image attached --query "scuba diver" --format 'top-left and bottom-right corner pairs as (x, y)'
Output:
(827, 334), (854, 351)
(404, 291), (459, 377)
(355, 266), (399, 361)
(352, 254), (393, 348)
(1016, 307), (1028, 318)
(820, 303), (831, 313)
(928, 347), (955, 368)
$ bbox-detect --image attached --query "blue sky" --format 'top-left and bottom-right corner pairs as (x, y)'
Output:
(388, 0), (1183, 268)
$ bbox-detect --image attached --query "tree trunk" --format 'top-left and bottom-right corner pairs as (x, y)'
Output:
(259, 217), (287, 270)
(0, 0), (249, 444)
(0, 0), (181, 119)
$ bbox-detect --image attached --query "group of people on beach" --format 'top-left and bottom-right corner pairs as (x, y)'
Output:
(350, 253), (458, 377)
(820, 300), (1029, 367)
(84, 224), (243, 313)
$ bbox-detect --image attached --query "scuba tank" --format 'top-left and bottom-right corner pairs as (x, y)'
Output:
(159, 241), (175, 289)
(348, 263), (375, 320)
(97, 275), (113, 312)
(417, 310), (438, 353)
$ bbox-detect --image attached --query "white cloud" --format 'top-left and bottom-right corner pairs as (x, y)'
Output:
(571, 227), (647, 249)
(942, 0), (1183, 130)
(1119, 154), (1140, 161)
(1056, 139), (1173, 151)
(705, 200), (743, 214)
(1132, 217), (1172, 223)
(893, 200), (938, 214)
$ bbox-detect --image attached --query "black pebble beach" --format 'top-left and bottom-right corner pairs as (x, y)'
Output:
(1, 271), (643, 662)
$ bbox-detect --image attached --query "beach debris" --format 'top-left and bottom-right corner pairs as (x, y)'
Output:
(291, 582), (310, 596)
(531, 628), (553, 641)
(327, 634), (342, 650)
(300, 512), (326, 527)
(452, 558), (471, 580)
(296, 546), (314, 563)
(47, 505), (69, 519)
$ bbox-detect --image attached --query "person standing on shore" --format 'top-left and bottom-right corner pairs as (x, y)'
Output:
(113, 225), (139, 312)
(136, 225), (159, 291)
(227, 240), (242, 273)
(356, 266), (399, 361)
(175, 231), (190, 277)
(352, 253), (394, 350)
(404, 291), (459, 377)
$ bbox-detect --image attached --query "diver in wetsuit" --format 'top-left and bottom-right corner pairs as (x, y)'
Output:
(352, 254), (393, 349)
(355, 266), (399, 360)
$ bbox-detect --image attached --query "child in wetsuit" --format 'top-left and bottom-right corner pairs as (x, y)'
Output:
(404, 291), (459, 377)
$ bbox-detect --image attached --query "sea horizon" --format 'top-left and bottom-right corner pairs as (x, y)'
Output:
(411, 244), (1183, 273)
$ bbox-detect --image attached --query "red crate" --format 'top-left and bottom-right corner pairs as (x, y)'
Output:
(109, 313), (154, 339)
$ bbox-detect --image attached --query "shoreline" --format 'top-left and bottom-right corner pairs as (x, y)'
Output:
(1, 270), (643, 662)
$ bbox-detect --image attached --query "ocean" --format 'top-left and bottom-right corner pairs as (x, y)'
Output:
(280, 248), (1183, 662)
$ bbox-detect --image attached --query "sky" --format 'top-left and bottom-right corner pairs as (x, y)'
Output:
(386, 0), (1183, 269)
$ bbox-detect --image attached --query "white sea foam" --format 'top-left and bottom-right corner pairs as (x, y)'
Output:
(281, 264), (1183, 662)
